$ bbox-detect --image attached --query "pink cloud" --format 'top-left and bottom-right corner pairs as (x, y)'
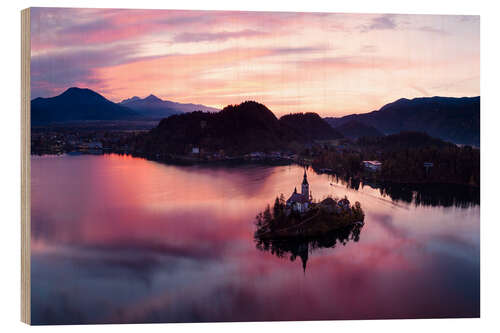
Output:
(173, 29), (268, 43)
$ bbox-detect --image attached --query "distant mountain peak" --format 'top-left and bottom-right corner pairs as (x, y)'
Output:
(31, 87), (138, 125)
(65, 86), (86, 92)
(61, 87), (97, 96)
(144, 94), (162, 102)
(119, 93), (219, 118)
(120, 96), (141, 103)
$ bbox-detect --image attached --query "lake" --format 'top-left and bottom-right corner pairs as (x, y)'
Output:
(30, 154), (480, 324)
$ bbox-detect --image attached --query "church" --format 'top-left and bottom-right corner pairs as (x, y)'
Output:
(286, 169), (311, 213)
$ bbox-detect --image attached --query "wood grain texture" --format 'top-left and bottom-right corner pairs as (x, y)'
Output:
(21, 7), (31, 325)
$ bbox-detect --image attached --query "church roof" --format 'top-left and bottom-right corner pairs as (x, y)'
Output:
(287, 192), (309, 204)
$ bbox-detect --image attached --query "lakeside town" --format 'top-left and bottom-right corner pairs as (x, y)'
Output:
(31, 128), (385, 171)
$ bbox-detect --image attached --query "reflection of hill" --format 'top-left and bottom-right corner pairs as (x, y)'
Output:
(255, 225), (362, 273)
(377, 182), (480, 208)
(322, 173), (479, 208)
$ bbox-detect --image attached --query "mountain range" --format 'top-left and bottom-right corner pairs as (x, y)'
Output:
(31, 87), (219, 125)
(31, 87), (138, 124)
(325, 96), (480, 146)
(31, 87), (480, 146)
(119, 94), (219, 118)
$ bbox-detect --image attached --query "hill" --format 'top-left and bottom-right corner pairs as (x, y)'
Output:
(279, 113), (343, 141)
(325, 96), (480, 146)
(357, 131), (454, 151)
(119, 94), (219, 119)
(31, 87), (139, 125)
(334, 120), (383, 139)
(132, 101), (341, 155)
(137, 101), (289, 154)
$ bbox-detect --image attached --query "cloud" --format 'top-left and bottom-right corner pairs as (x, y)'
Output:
(30, 8), (220, 52)
(359, 14), (397, 32)
(418, 26), (449, 35)
(31, 43), (143, 98)
(369, 14), (397, 30)
(173, 29), (268, 43)
(269, 46), (329, 55)
(360, 45), (378, 53)
(293, 55), (403, 71)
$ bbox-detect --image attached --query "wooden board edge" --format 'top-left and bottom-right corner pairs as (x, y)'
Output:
(21, 7), (31, 325)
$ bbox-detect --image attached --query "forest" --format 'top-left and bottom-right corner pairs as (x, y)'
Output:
(312, 132), (479, 186)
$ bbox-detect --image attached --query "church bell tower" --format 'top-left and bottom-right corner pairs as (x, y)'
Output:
(301, 169), (309, 199)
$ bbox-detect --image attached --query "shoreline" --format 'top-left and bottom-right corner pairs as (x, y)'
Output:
(30, 150), (480, 190)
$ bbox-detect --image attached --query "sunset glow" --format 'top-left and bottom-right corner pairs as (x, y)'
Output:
(30, 8), (479, 116)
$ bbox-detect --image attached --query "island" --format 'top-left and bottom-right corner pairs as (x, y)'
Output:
(254, 169), (365, 240)
(253, 170), (365, 272)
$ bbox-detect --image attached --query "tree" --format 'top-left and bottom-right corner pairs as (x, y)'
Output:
(263, 204), (272, 223)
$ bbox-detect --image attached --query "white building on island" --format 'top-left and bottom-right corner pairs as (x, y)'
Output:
(286, 169), (311, 213)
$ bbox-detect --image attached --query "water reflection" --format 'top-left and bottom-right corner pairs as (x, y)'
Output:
(30, 154), (480, 324)
(255, 224), (363, 273)
(321, 173), (479, 208)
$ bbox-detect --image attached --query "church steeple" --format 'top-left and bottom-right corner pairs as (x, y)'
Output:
(301, 169), (309, 198)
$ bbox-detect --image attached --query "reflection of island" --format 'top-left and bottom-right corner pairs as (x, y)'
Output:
(255, 224), (363, 273)
(254, 169), (365, 272)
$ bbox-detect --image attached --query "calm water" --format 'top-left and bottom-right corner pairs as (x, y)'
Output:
(31, 154), (480, 324)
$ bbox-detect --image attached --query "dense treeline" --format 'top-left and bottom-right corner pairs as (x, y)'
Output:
(128, 101), (343, 156)
(313, 132), (479, 186)
(279, 112), (343, 141)
(313, 150), (363, 176)
(374, 145), (479, 185)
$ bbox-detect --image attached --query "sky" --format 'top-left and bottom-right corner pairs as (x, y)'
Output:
(30, 8), (480, 117)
